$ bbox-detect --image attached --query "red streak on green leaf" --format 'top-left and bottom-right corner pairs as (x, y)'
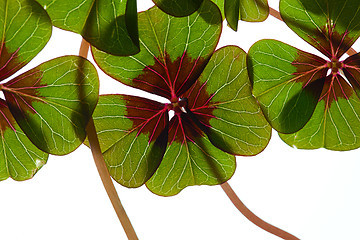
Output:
(124, 95), (168, 143)
(182, 78), (217, 129)
(168, 112), (204, 144)
(166, 77), (218, 144)
(134, 51), (206, 100)
(343, 53), (360, 94)
(304, 22), (354, 59)
(0, 43), (24, 81)
(2, 69), (47, 115)
(319, 75), (353, 108)
(292, 50), (327, 87)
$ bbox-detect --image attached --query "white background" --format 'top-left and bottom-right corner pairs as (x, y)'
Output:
(1, 0), (360, 239)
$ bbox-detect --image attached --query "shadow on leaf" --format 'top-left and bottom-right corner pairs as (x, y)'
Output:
(279, 77), (325, 134)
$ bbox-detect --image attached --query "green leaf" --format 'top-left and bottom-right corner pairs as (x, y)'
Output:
(0, 100), (48, 181)
(280, 0), (360, 59)
(280, 75), (360, 150)
(248, 39), (328, 133)
(89, 94), (168, 187)
(0, 0), (52, 81)
(212, 0), (269, 30)
(224, 0), (240, 31)
(185, 46), (271, 155)
(2, 56), (99, 155)
(92, 0), (222, 99)
(36, 0), (139, 56)
(152, 0), (204, 17)
(146, 113), (235, 196)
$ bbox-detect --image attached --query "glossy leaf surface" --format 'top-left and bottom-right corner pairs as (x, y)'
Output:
(92, 0), (222, 99)
(36, 0), (139, 55)
(3, 56), (99, 155)
(152, 0), (204, 17)
(0, 0), (52, 81)
(280, 0), (360, 59)
(212, 0), (269, 31)
(0, 100), (48, 181)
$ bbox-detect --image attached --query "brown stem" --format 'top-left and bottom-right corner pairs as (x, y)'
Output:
(268, 7), (357, 56)
(80, 39), (139, 240)
(269, 7), (282, 21)
(346, 47), (357, 56)
(221, 182), (300, 240)
(79, 38), (91, 58)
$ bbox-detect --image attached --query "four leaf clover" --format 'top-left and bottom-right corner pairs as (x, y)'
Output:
(89, 0), (271, 196)
(248, 0), (360, 150)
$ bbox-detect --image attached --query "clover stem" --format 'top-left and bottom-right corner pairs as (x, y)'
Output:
(221, 182), (300, 240)
(268, 7), (356, 57)
(346, 47), (357, 56)
(80, 39), (138, 240)
(269, 7), (282, 21)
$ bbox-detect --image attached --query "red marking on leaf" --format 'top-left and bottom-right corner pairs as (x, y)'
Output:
(182, 78), (217, 130)
(168, 112), (204, 144)
(343, 53), (360, 93)
(0, 99), (16, 132)
(307, 23), (354, 59)
(319, 75), (353, 108)
(0, 43), (24, 81)
(124, 95), (168, 143)
(292, 50), (328, 87)
(134, 52), (207, 100)
(166, 77), (218, 144)
(2, 68), (47, 115)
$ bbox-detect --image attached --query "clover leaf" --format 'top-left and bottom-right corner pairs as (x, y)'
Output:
(89, 0), (271, 196)
(36, 0), (140, 56)
(152, 0), (204, 16)
(248, 0), (360, 150)
(212, 0), (269, 31)
(0, 0), (99, 180)
(155, 0), (269, 31)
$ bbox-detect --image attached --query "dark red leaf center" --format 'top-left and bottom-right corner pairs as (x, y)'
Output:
(134, 51), (206, 100)
(167, 97), (188, 114)
(327, 58), (344, 75)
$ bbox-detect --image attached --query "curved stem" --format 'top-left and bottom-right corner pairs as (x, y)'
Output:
(221, 182), (300, 240)
(268, 7), (357, 56)
(80, 39), (139, 240)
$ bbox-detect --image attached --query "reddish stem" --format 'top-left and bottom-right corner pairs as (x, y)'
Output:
(269, 7), (282, 21)
(221, 182), (300, 240)
(80, 39), (138, 240)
